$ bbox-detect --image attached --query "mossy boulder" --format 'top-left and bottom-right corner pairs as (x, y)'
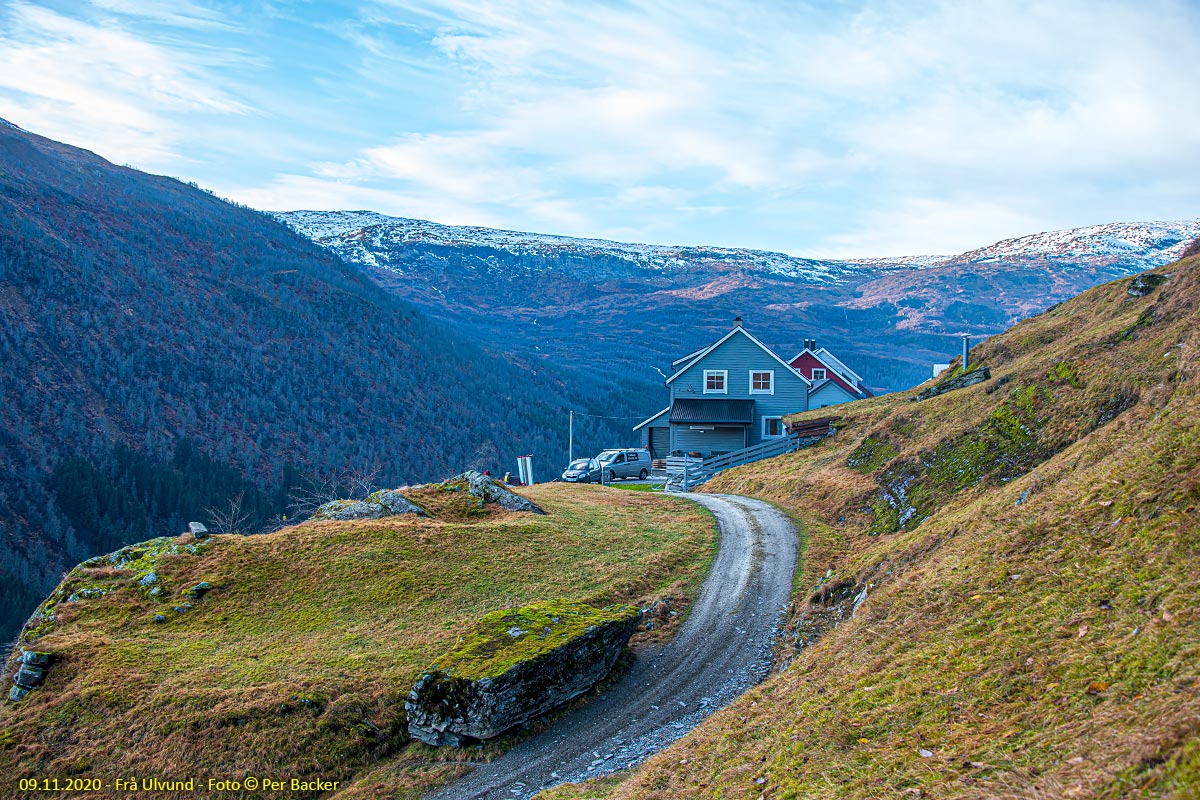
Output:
(310, 490), (428, 521)
(405, 600), (640, 746)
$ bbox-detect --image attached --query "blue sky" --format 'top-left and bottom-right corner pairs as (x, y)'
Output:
(0, 0), (1197, 256)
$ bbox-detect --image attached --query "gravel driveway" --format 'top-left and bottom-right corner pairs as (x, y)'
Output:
(426, 493), (799, 800)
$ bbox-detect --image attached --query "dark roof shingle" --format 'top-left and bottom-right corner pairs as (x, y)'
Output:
(669, 398), (755, 424)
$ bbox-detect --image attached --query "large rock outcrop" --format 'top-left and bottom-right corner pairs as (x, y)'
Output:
(406, 601), (640, 746)
(310, 489), (429, 521)
(450, 470), (546, 514)
(912, 366), (991, 401)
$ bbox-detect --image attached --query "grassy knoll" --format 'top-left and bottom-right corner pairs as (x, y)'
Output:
(0, 484), (715, 798)
(542, 252), (1200, 798)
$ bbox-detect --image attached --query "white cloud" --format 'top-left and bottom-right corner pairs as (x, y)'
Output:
(0, 2), (249, 167)
(818, 197), (1047, 259)
(3, 0), (1196, 254)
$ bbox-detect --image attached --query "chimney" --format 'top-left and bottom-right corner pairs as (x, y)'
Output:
(733, 315), (743, 328)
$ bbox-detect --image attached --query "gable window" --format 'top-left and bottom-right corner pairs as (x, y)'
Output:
(811, 368), (827, 381)
(703, 370), (727, 394)
(749, 370), (774, 394)
(762, 417), (784, 437)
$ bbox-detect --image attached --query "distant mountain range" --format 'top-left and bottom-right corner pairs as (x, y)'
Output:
(276, 210), (1200, 394)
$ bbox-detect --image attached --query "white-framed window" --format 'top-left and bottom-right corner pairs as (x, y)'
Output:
(762, 416), (784, 437)
(811, 368), (827, 381)
(749, 370), (774, 394)
(703, 369), (727, 394)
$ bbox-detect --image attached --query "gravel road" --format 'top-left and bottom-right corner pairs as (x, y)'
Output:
(426, 493), (798, 800)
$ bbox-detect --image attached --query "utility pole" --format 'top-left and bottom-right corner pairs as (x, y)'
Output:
(569, 410), (574, 462)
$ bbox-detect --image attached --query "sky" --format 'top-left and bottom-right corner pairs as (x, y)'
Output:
(0, 0), (1198, 257)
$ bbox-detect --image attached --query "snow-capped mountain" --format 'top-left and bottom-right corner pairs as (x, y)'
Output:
(275, 210), (1199, 393)
(277, 210), (933, 283)
(951, 220), (1200, 266)
(277, 210), (1198, 281)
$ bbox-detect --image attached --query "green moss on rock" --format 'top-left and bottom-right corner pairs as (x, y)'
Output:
(847, 436), (901, 474)
(436, 600), (639, 681)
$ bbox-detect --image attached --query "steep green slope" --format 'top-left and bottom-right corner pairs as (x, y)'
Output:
(0, 484), (715, 798)
(543, 248), (1200, 797)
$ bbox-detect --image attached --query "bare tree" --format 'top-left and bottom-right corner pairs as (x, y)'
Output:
(343, 463), (382, 499)
(205, 492), (252, 535)
(286, 463), (383, 520)
(286, 472), (343, 519)
(470, 441), (500, 474)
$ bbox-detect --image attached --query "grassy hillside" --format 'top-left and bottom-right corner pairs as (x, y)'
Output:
(0, 120), (641, 647)
(543, 249), (1200, 797)
(0, 484), (715, 799)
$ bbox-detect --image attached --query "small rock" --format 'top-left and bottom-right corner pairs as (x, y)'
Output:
(173, 603), (193, 614)
(1127, 272), (1168, 297)
(138, 571), (158, 587)
(653, 601), (670, 618)
(8, 684), (30, 702)
(184, 581), (212, 599)
(14, 665), (47, 688)
(188, 522), (209, 538)
(919, 748), (934, 758)
(20, 651), (52, 667)
(153, 614), (167, 623)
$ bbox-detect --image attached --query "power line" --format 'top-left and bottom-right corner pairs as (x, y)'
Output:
(569, 411), (657, 420)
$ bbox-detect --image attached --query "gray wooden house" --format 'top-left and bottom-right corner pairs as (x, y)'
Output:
(635, 318), (810, 459)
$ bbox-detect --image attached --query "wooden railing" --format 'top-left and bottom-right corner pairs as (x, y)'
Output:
(665, 433), (803, 492)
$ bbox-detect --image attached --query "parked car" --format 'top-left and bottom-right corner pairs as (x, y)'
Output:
(595, 448), (652, 481)
(561, 458), (601, 483)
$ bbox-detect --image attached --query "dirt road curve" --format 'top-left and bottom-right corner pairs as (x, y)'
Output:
(427, 493), (798, 800)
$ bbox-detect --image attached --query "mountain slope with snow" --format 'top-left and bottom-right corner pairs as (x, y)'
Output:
(274, 210), (1200, 394)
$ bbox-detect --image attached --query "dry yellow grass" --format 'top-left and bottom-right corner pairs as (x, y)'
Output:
(0, 484), (716, 799)
(542, 254), (1200, 799)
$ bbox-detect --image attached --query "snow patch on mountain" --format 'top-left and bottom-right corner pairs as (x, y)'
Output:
(953, 220), (1200, 265)
(276, 210), (1200, 283)
(276, 211), (926, 283)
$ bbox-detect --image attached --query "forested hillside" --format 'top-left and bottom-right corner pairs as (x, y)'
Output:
(0, 122), (631, 647)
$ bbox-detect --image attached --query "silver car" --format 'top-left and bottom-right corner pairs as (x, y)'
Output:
(595, 449), (652, 481)
(561, 458), (601, 483)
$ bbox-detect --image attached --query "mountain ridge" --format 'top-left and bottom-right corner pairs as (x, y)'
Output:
(275, 210), (1199, 399)
(277, 210), (1200, 278)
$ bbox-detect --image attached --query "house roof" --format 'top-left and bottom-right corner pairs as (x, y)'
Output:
(666, 326), (809, 387)
(632, 406), (671, 432)
(814, 347), (864, 384)
(669, 398), (755, 425)
(670, 345), (708, 369)
(788, 346), (872, 397)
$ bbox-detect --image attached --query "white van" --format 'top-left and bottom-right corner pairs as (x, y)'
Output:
(595, 448), (652, 481)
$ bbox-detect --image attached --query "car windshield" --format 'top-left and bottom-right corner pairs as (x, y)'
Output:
(567, 459), (593, 470)
(596, 451), (619, 463)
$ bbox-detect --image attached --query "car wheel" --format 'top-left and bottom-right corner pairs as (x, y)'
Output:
(639, 468), (648, 479)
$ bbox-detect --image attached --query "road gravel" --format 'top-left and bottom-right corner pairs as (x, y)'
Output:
(426, 493), (798, 800)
